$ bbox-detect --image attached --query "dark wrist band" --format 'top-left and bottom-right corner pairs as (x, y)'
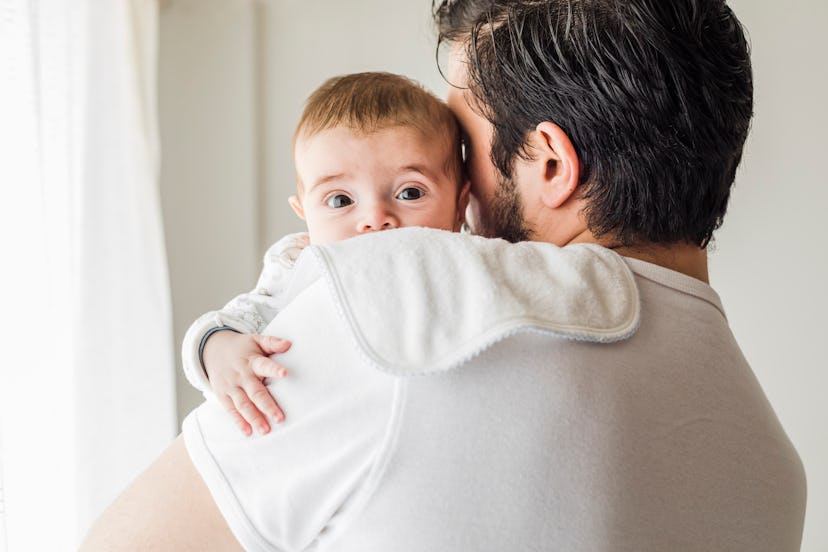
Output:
(198, 325), (241, 379)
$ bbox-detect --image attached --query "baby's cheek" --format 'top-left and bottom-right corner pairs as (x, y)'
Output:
(420, 206), (460, 232)
(304, 217), (346, 245)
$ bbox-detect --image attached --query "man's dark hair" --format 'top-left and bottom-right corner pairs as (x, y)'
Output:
(434, 0), (753, 247)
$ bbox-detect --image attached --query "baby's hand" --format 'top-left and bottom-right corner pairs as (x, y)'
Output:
(201, 330), (291, 436)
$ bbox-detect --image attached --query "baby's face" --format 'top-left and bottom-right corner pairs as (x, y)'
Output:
(291, 125), (466, 244)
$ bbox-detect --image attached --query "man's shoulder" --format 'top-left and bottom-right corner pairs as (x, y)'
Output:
(293, 228), (641, 376)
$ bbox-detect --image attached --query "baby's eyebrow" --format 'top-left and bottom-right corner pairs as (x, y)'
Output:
(398, 164), (437, 181)
(309, 172), (349, 192)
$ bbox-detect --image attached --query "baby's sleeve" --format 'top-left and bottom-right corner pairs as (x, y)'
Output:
(181, 232), (311, 393)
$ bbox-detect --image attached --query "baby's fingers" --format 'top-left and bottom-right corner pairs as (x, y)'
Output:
(249, 354), (288, 379)
(253, 335), (292, 356)
(218, 395), (253, 436)
(229, 387), (274, 436)
(244, 377), (285, 426)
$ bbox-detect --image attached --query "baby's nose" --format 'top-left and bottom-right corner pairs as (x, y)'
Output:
(357, 204), (399, 233)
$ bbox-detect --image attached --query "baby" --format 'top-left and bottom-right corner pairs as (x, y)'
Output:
(182, 72), (468, 435)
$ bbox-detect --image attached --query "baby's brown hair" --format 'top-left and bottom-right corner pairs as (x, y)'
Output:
(294, 72), (463, 186)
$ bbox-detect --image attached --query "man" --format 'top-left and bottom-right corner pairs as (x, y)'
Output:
(82, 1), (806, 550)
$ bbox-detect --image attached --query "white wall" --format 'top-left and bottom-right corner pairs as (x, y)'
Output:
(710, 2), (828, 550)
(159, 1), (827, 549)
(159, 0), (261, 420)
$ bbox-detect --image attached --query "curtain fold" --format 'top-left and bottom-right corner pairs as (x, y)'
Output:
(0, 1), (176, 548)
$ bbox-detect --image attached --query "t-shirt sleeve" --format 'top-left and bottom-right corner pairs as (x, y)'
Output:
(181, 278), (398, 551)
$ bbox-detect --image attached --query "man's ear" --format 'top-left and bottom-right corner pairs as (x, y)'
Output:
(454, 179), (471, 230)
(288, 194), (305, 220)
(530, 121), (580, 209)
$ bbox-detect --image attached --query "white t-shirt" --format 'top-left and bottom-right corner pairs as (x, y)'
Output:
(182, 228), (806, 552)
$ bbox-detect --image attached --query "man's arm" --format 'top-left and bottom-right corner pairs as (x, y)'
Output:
(79, 435), (242, 552)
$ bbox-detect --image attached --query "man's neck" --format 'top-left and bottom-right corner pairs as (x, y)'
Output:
(606, 243), (709, 284)
(566, 229), (710, 284)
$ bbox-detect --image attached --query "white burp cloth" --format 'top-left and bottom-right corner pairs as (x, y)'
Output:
(280, 227), (640, 375)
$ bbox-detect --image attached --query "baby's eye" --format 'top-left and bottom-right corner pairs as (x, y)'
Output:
(325, 194), (353, 208)
(396, 187), (425, 201)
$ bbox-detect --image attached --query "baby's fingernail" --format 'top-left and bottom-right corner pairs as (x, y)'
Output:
(278, 367), (287, 377)
(274, 413), (284, 424)
(258, 424), (269, 434)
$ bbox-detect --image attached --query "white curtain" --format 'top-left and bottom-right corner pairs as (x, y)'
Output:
(0, 0), (176, 549)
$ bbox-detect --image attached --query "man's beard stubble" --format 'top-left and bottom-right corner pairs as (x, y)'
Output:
(477, 171), (533, 243)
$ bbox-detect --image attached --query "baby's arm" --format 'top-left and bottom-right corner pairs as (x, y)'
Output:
(181, 232), (310, 435)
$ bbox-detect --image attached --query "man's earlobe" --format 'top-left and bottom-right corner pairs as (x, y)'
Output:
(534, 121), (580, 209)
(288, 195), (305, 220)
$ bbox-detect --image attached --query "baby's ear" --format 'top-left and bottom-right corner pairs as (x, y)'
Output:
(288, 195), (305, 220)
